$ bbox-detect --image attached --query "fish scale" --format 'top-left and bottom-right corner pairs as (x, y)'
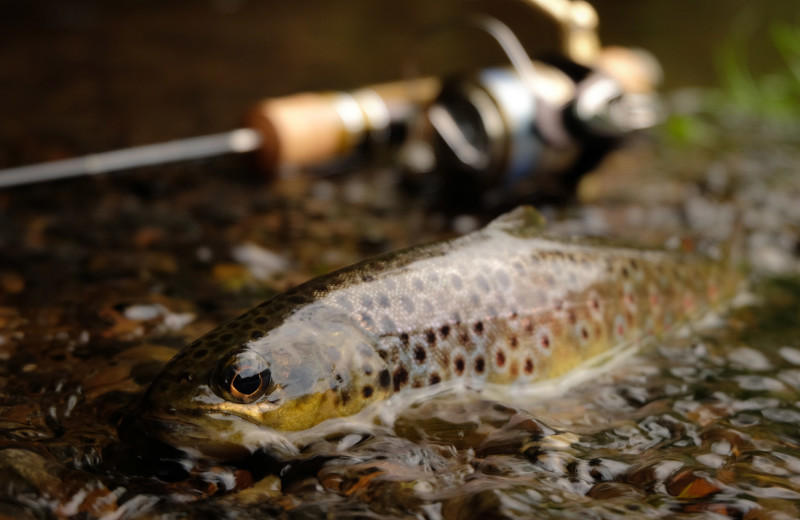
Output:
(137, 206), (738, 457)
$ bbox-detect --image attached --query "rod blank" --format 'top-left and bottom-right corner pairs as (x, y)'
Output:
(0, 128), (263, 189)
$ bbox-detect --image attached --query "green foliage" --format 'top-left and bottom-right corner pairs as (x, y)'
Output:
(663, 14), (800, 147)
(717, 18), (800, 120)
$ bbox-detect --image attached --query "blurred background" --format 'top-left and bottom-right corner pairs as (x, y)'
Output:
(1, 0), (799, 172)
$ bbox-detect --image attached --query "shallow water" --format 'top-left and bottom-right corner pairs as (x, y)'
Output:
(2, 125), (800, 518)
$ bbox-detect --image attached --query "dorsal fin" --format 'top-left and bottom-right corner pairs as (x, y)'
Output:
(485, 205), (547, 238)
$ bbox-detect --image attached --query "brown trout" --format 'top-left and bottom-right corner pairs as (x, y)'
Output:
(138, 206), (738, 455)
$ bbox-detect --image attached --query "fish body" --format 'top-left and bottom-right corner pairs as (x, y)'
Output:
(138, 207), (737, 455)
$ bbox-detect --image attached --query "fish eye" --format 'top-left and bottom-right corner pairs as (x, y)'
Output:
(213, 350), (272, 404)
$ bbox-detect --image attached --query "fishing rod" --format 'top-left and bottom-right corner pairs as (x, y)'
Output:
(0, 0), (661, 197)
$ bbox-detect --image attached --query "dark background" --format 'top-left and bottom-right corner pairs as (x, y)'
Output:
(0, 0), (797, 170)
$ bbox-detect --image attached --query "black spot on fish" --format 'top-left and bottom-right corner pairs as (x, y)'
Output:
(400, 332), (409, 345)
(440, 325), (451, 339)
(426, 330), (436, 344)
(459, 331), (470, 344)
(430, 373), (441, 385)
(251, 330), (263, 340)
(454, 357), (465, 375)
(496, 351), (506, 367)
(220, 333), (234, 343)
(254, 316), (268, 325)
(475, 357), (485, 373)
(414, 345), (426, 363)
(192, 349), (208, 359)
(568, 310), (576, 324)
(379, 369), (391, 389)
(474, 321), (484, 335)
(393, 366), (409, 391)
(362, 386), (374, 398)
(509, 335), (518, 348)
(622, 266), (629, 278)
(361, 274), (375, 282)
(362, 364), (373, 376)
(524, 358), (534, 374)
(341, 390), (351, 405)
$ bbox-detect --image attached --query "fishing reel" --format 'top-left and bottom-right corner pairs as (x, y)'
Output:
(402, 5), (663, 208)
(250, 0), (662, 209)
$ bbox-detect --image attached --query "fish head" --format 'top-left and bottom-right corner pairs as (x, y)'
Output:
(136, 303), (391, 458)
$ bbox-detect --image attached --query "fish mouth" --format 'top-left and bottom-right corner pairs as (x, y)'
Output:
(135, 410), (255, 460)
(135, 408), (299, 461)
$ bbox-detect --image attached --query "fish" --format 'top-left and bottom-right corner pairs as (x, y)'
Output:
(136, 206), (740, 457)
